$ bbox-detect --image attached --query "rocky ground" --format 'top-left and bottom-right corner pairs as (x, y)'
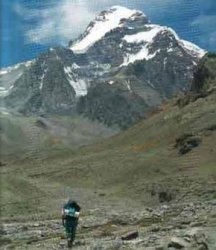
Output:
(1, 200), (216, 250)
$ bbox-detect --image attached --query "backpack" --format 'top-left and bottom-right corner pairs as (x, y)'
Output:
(64, 206), (76, 217)
(63, 200), (81, 217)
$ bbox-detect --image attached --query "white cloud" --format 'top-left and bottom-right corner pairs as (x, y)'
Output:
(15, 0), (172, 45)
(190, 14), (216, 50)
(16, 0), (96, 45)
(191, 14), (216, 28)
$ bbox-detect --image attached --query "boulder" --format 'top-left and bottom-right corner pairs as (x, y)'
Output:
(175, 134), (202, 155)
(168, 237), (188, 249)
(121, 231), (139, 241)
(158, 191), (173, 203)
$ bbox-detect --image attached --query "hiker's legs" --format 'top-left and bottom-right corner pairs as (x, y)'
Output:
(65, 227), (72, 247)
(69, 225), (77, 243)
(66, 225), (77, 247)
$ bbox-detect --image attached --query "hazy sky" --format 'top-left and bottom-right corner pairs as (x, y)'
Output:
(1, 0), (216, 67)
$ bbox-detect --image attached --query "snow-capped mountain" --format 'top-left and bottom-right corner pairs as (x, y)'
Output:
(70, 6), (148, 53)
(0, 6), (206, 128)
(70, 6), (204, 61)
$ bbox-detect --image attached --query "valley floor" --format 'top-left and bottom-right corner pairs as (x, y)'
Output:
(1, 199), (216, 249)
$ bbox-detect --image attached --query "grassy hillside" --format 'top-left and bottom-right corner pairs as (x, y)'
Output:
(1, 54), (216, 221)
(0, 113), (118, 159)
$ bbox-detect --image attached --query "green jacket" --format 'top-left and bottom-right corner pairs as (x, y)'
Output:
(62, 204), (79, 228)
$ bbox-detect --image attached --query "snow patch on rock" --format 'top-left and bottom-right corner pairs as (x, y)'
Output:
(39, 72), (46, 90)
(121, 24), (205, 66)
(122, 48), (157, 66)
(71, 6), (143, 53)
(64, 67), (88, 96)
(123, 24), (164, 44)
(0, 60), (34, 76)
(0, 87), (9, 97)
(161, 27), (206, 58)
(180, 39), (206, 58)
(121, 25), (165, 66)
(0, 85), (14, 97)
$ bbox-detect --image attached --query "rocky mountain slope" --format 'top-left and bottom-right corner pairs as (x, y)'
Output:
(0, 61), (33, 97)
(1, 54), (215, 250)
(0, 6), (206, 128)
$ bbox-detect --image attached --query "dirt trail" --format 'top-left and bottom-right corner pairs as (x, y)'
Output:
(1, 200), (216, 250)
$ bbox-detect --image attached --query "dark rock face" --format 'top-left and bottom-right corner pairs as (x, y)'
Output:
(174, 53), (216, 109)
(1, 6), (206, 128)
(175, 134), (202, 155)
(191, 53), (216, 93)
(158, 191), (173, 203)
(3, 49), (78, 115)
(77, 83), (148, 129)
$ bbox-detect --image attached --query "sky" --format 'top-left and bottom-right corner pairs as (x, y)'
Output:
(1, 0), (216, 67)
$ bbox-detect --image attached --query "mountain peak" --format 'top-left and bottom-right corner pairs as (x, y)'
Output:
(70, 6), (147, 54)
(109, 5), (143, 14)
(70, 5), (205, 60)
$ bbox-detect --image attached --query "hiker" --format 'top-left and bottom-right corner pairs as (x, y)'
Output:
(62, 199), (81, 248)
